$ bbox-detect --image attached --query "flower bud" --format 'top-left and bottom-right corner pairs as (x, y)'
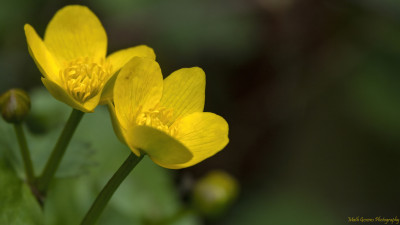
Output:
(0, 89), (31, 124)
(191, 170), (239, 218)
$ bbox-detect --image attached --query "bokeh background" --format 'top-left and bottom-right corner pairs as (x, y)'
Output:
(1, 0), (400, 224)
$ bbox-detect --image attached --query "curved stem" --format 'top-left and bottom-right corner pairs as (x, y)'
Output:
(80, 153), (144, 225)
(13, 123), (35, 184)
(37, 109), (84, 193)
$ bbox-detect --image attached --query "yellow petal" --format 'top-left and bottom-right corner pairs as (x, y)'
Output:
(107, 45), (156, 75)
(125, 125), (192, 167)
(100, 45), (157, 104)
(24, 24), (61, 84)
(99, 72), (118, 105)
(106, 101), (137, 151)
(81, 92), (102, 113)
(114, 57), (163, 129)
(44, 5), (107, 63)
(160, 67), (205, 125)
(168, 112), (229, 169)
(41, 78), (95, 113)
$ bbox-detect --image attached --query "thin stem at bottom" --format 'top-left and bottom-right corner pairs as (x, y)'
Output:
(37, 108), (84, 193)
(80, 153), (144, 225)
(14, 123), (35, 184)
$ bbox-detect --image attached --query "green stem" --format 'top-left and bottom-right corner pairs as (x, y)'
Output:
(80, 153), (144, 225)
(13, 123), (35, 184)
(37, 109), (84, 193)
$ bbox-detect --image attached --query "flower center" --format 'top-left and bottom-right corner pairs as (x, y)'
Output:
(136, 106), (179, 136)
(60, 57), (111, 103)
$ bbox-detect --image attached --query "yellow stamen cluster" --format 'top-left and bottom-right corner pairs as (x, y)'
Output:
(60, 57), (111, 103)
(136, 106), (179, 136)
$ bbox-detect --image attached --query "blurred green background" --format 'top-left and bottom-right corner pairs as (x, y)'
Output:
(1, 0), (400, 224)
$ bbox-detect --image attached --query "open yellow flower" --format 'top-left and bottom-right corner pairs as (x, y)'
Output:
(109, 57), (229, 169)
(24, 5), (155, 112)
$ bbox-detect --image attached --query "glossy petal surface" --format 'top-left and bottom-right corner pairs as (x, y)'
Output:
(126, 125), (193, 167)
(114, 57), (163, 129)
(44, 5), (107, 63)
(24, 24), (60, 84)
(107, 45), (156, 75)
(100, 46), (156, 104)
(160, 67), (205, 125)
(169, 112), (229, 169)
(41, 78), (91, 112)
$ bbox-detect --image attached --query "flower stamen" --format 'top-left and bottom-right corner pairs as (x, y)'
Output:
(136, 105), (179, 136)
(60, 57), (111, 103)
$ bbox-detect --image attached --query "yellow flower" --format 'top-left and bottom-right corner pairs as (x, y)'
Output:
(109, 57), (229, 169)
(24, 5), (155, 112)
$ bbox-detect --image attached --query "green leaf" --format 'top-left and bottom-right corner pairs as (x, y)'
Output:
(44, 107), (199, 225)
(0, 88), (95, 179)
(0, 159), (43, 225)
(0, 88), (199, 225)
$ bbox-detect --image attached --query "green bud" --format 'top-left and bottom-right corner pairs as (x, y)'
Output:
(192, 170), (239, 218)
(0, 89), (31, 124)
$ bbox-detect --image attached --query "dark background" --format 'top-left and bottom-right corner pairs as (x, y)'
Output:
(2, 0), (400, 224)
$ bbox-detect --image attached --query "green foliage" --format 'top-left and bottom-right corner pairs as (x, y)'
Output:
(0, 88), (199, 225)
(0, 160), (43, 225)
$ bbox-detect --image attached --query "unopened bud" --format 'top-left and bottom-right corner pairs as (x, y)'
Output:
(0, 89), (31, 124)
(192, 170), (239, 218)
